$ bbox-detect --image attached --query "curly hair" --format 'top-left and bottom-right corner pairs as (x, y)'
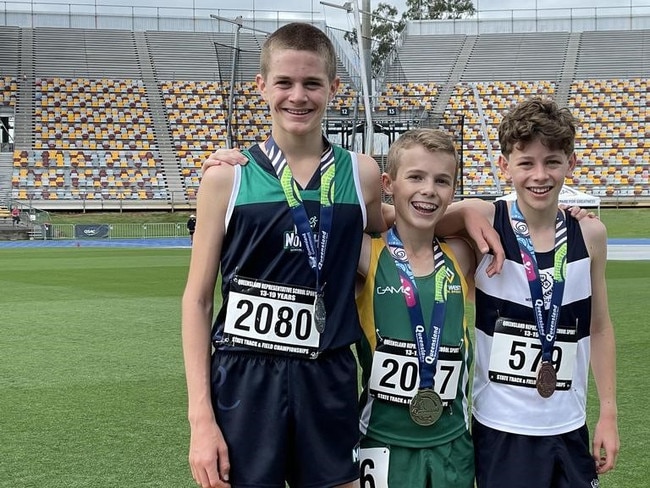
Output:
(498, 97), (576, 157)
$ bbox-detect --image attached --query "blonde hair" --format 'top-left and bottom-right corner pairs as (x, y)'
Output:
(386, 128), (459, 182)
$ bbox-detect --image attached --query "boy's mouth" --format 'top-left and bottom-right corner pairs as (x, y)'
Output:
(286, 108), (311, 116)
(412, 201), (437, 213)
(527, 186), (553, 195)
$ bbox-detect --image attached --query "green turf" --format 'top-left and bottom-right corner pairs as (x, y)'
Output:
(0, 249), (647, 487)
(588, 261), (650, 487)
(46, 207), (649, 238)
(0, 248), (196, 488)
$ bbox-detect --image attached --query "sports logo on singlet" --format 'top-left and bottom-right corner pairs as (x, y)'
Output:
(283, 218), (319, 252)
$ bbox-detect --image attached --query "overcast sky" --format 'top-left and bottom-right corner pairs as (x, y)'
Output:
(9, 0), (643, 30)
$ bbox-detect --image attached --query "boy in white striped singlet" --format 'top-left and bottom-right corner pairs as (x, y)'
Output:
(442, 97), (619, 488)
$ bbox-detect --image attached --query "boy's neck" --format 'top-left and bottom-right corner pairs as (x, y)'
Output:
(270, 129), (324, 160)
(512, 199), (561, 252)
(268, 129), (325, 186)
(513, 199), (559, 230)
(393, 221), (436, 276)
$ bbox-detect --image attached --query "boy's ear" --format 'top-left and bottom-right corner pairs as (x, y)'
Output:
(381, 172), (393, 195)
(567, 152), (578, 174)
(497, 154), (511, 181)
(256, 74), (267, 101)
(329, 76), (340, 101)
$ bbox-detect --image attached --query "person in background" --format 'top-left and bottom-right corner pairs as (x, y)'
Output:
(186, 214), (196, 245)
(11, 206), (20, 227)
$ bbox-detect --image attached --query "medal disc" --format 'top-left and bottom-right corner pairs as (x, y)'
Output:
(536, 361), (557, 398)
(314, 294), (326, 333)
(409, 389), (443, 426)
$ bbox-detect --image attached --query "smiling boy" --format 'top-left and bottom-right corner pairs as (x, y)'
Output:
(444, 97), (619, 488)
(181, 23), (385, 488)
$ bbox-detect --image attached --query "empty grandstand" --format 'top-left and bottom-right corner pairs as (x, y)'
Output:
(0, 4), (648, 223)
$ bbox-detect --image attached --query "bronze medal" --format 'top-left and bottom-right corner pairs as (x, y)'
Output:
(536, 361), (557, 398)
(409, 389), (443, 426)
(314, 294), (326, 333)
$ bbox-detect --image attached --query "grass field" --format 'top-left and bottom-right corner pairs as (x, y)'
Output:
(48, 207), (650, 239)
(1, 247), (648, 487)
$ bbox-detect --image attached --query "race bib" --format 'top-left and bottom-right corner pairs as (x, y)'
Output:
(488, 318), (577, 390)
(224, 275), (320, 358)
(368, 337), (462, 406)
(360, 447), (389, 488)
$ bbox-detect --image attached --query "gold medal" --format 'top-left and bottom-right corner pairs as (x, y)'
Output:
(409, 389), (443, 426)
(536, 361), (557, 398)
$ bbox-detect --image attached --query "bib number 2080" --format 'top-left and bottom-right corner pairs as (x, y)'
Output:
(232, 298), (312, 339)
(223, 277), (321, 354)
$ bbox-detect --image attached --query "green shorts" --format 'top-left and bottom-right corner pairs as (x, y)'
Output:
(360, 431), (475, 488)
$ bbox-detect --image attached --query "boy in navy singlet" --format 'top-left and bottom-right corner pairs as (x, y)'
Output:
(181, 23), (387, 488)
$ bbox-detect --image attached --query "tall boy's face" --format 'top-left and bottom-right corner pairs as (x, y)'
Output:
(499, 138), (576, 212)
(257, 49), (339, 138)
(383, 145), (457, 231)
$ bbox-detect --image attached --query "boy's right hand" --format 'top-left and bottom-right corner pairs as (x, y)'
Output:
(189, 420), (231, 488)
(201, 148), (248, 175)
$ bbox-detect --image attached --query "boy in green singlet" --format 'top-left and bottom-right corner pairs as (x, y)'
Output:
(355, 128), (483, 488)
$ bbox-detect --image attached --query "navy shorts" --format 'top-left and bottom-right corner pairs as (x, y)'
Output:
(211, 347), (360, 488)
(473, 418), (599, 488)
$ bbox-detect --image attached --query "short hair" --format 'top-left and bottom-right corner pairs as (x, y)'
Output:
(498, 97), (576, 158)
(260, 22), (337, 81)
(386, 128), (459, 182)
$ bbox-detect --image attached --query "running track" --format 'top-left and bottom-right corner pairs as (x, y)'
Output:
(0, 237), (649, 260)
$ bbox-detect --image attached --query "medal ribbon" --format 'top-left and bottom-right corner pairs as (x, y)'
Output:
(510, 201), (567, 363)
(387, 227), (447, 390)
(266, 135), (335, 295)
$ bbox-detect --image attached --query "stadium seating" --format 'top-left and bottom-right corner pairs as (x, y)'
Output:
(2, 24), (648, 207)
(0, 76), (17, 108)
(570, 78), (649, 197)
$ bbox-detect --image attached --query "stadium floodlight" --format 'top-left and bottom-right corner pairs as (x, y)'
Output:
(320, 1), (353, 12)
(209, 14), (270, 148)
(321, 0), (374, 154)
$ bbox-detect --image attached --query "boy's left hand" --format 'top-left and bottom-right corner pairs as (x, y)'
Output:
(201, 148), (248, 175)
(592, 415), (619, 474)
(561, 204), (598, 221)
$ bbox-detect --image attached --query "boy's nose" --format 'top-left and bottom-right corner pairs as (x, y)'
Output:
(532, 163), (548, 180)
(290, 85), (308, 102)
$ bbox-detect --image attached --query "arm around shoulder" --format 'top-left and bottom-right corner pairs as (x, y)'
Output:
(439, 198), (503, 275)
(438, 198), (495, 239)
